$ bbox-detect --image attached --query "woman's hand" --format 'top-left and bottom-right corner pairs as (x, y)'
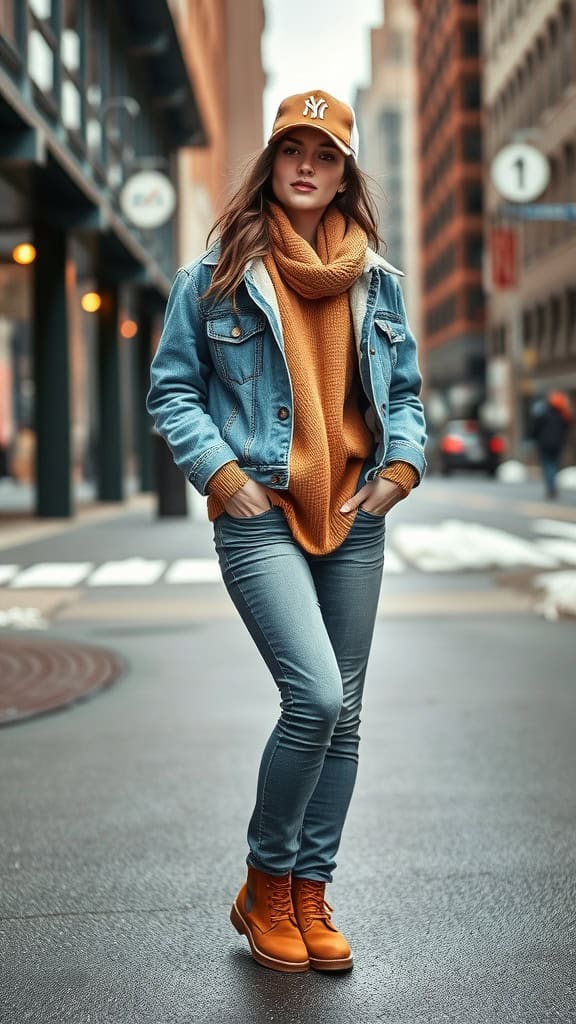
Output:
(340, 478), (405, 517)
(224, 478), (272, 518)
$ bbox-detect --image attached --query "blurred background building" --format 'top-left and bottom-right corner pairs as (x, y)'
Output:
(356, 0), (423, 352)
(415, 0), (485, 437)
(0, 0), (265, 516)
(172, 0), (265, 262)
(483, 0), (575, 461)
(361, 0), (575, 466)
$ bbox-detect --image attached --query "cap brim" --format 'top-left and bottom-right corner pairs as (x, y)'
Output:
(268, 123), (353, 158)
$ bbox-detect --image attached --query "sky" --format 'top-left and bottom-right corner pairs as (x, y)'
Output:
(262, 0), (384, 138)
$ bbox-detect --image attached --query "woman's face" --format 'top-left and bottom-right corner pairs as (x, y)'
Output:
(271, 126), (347, 217)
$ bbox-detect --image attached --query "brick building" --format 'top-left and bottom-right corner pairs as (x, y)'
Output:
(416, 0), (485, 422)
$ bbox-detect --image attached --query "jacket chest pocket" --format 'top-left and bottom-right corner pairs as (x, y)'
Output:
(374, 316), (405, 371)
(207, 313), (265, 385)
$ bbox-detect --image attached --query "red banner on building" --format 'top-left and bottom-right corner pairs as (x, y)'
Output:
(491, 227), (517, 288)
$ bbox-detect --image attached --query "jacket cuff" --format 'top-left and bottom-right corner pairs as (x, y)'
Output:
(379, 461), (419, 496)
(207, 462), (250, 502)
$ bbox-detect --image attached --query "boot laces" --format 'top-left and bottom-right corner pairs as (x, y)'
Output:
(266, 875), (293, 924)
(299, 880), (333, 923)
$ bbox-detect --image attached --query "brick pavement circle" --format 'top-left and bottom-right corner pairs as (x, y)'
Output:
(0, 638), (125, 725)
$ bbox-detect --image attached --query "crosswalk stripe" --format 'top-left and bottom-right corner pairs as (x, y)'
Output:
(10, 563), (93, 588)
(164, 559), (221, 583)
(87, 558), (167, 586)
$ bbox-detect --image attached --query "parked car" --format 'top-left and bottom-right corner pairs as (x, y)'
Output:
(438, 419), (506, 476)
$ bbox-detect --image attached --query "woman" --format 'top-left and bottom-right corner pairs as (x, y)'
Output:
(147, 90), (427, 974)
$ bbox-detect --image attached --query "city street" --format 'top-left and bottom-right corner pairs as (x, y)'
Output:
(1, 476), (576, 1023)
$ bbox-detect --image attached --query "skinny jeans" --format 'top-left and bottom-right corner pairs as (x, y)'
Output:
(213, 505), (385, 882)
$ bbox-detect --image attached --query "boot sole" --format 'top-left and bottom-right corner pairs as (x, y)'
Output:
(309, 955), (354, 972)
(230, 901), (310, 973)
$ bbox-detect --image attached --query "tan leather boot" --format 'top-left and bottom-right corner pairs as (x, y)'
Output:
(230, 866), (310, 973)
(291, 877), (353, 971)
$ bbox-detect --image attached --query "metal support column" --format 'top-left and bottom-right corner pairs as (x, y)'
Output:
(134, 294), (154, 492)
(33, 220), (73, 518)
(96, 284), (124, 501)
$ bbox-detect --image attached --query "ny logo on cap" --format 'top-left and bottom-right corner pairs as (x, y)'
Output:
(303, 95), (328, 120)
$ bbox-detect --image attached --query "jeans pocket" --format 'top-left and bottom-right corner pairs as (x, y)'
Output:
(223, 506), (278, 523)
(357, 507), (386, 520)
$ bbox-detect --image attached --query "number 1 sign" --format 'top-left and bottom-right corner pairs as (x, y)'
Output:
(490, 143), (550, 203)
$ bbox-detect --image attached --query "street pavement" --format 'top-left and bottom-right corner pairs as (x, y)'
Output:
(1, 476), (576, 1023)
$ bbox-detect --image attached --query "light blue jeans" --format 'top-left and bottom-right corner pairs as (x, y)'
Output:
(213, 506), (386, 882)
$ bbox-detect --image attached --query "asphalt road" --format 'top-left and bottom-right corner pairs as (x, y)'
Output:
(1, 476), (575, 1023)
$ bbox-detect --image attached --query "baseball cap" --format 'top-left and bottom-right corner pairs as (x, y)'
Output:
(268, 90), (359, 160)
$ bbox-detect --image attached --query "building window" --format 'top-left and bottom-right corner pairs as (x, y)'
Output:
(560, 2), (573, 90)
(28, 0), (51, 19)
(462, 128), (482, 162)
(61, 0), (81, 71)
(462, 77), (480, 109)
(567, 289), (576, 353)
(463, 181), (482, 214)
(466, 286), (484, 322)
(28, 29), (54, 92)
(61, 0), (84, 137)
(464, 235), (482, 268)
(550, 295), (563, 357)
(461, 26), (479, 58)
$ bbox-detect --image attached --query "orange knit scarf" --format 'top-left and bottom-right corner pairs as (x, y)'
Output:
(263, 204), (372, 555)
(266, 203), (367, 297)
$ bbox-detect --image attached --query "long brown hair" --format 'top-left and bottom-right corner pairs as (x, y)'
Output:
(204, 141), (383, 304)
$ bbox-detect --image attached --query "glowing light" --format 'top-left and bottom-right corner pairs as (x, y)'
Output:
(81, 291), (102, 312)
(12, 243), (37, 265)
(120, 319), (138, 338)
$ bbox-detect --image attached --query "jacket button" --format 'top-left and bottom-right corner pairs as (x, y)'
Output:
(270, 474), (280, 484)
(277, 407), (290, 420)
(369, 348), (376, 355)
(231, 326), (241, 338)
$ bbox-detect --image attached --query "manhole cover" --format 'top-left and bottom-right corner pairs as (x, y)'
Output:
(0, 638), (124, 725)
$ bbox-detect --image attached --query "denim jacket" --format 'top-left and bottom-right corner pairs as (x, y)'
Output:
(147, 245), (427, 495)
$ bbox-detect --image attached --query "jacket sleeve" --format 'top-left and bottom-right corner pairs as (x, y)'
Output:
(385, 278), (427, 481)
(146, 269), (240, 495)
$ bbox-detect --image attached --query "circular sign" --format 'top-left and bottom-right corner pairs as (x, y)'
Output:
(120, 171), (176, 229)
(490, 144), (550, 202)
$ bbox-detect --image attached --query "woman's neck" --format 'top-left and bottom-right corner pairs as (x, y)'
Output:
(282, 208), (324, 250)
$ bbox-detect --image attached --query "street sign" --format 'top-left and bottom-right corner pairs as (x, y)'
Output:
(490, 144), (550, 202)
(490, 227), (517, 288)
(498, 203), (576, 221)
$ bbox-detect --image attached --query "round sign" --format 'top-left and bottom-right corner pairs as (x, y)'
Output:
(490, 144), (550, 202)
(120, 171), (176, 229)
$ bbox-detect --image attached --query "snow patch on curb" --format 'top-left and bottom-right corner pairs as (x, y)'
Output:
(556, 466), (576, 490)
(533, 571), (576, 620)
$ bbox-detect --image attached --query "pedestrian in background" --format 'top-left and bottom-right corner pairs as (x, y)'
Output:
(147, 90), (427, 973)
(530, 391), (573, 499)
